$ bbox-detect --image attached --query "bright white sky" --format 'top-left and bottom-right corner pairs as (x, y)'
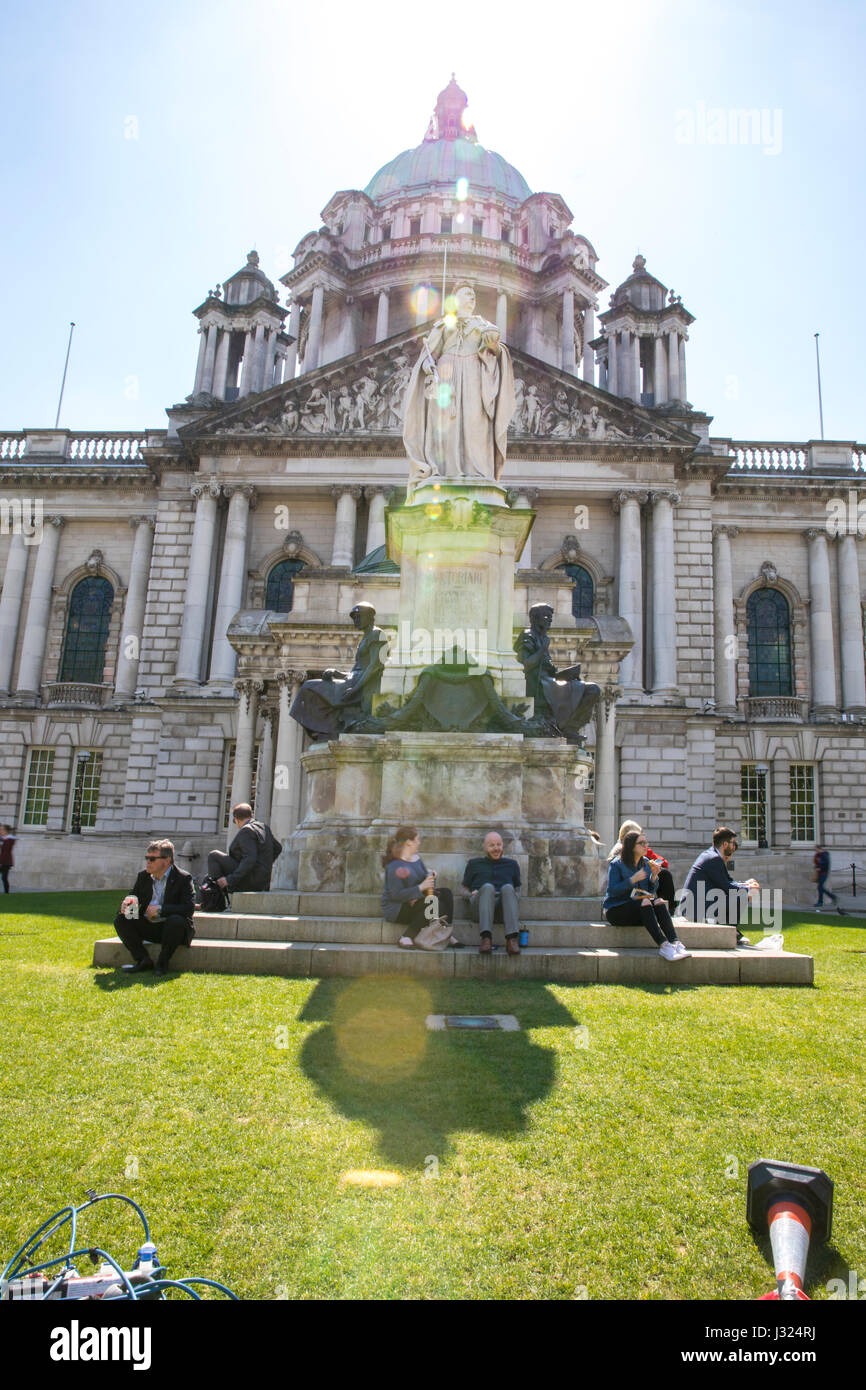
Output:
(0, 0), (863, 442)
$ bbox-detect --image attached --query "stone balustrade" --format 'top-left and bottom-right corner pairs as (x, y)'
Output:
(741, 696), (806, 722)
(730, 443), (808, 471)
(0, 435), (26, 459)
(43, 682), (114, 707)
(67, 434), (146, 461)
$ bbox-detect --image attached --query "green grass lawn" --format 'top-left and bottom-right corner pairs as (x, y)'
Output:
(0, 892), (863, 1300)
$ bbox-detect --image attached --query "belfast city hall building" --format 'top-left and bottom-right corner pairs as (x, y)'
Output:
(1, 78), (864, 892)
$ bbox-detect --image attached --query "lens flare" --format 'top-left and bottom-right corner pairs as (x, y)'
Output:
(340, 1170), (403, 1189)
(334, 978), (431, 1083)
(425, 504), (442, 520)
(410, 284), (439, 320)
(461, 108), (474, 132)
(443, 294), (458, 316)
(456, 212), (465, 224)
(437, 382), (452, 409)
(455, 176), (469, 201)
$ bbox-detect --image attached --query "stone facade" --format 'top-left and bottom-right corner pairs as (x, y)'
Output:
(0, 78), (864, 895)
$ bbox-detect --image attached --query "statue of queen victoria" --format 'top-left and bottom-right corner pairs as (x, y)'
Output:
(402, 282), (516, 497)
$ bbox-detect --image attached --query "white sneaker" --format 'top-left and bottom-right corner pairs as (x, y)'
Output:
(658, 941), (678, 961)
(673, 940), (691, 959)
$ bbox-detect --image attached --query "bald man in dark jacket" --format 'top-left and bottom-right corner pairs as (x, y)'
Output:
(207, 804), (282, 896)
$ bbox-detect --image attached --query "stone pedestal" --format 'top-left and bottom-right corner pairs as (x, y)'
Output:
(380, 483), (533, 702)
(272, 731), (603, 898)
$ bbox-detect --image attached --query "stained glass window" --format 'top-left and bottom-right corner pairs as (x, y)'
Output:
(265, 560), (304, 614)
(561, 564), (594, 620)
(59, 577), (113, 684)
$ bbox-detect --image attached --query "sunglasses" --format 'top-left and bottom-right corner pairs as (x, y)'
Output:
(145, 854), (166, 862)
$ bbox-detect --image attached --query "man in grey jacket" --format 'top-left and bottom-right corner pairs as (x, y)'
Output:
(207, 803), (283, 897)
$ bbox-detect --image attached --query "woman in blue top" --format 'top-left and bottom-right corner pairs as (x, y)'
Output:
(604, 830), (690, 961)
(381, 825), (460, 949)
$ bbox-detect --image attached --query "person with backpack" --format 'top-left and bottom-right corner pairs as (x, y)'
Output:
(813, 845), (846, 914)
(202, 803), (282, 909)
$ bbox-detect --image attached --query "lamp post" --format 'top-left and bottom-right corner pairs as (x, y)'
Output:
(70, 751), (92, 834)
(754, 762), (769, 849)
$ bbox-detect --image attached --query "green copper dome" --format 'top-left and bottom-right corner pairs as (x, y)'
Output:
(365, 136), (531, 205)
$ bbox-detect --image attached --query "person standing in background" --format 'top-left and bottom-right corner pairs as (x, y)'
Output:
(813, 845), (846, 915)
(0, 825), (15, 893)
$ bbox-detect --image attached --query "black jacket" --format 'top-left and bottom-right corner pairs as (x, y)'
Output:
(225, 820), (283, 891)
(129, 865), (195, 931)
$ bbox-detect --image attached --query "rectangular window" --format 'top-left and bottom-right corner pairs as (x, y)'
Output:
(472, 218), (484, 236)
(740, 763), (770, 846)
(72, 750), (103, 829)
(381, 223), (391, 241)
(440, 215), (452, 234)
(501, 225), (512, 243)
(410, 217), (421, 237)
(790, 763), (816, 842)
(23, 748), (55, 826)
(222, 742), (261, 830)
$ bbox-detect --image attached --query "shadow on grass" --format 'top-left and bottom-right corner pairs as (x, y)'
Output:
(298, 977), (574, 1167)
(0, 891), (122, 925)
(748, 1226), (852, 1299)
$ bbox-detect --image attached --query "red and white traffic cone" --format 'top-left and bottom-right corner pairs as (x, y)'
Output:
(747, 1159), (833, 1302)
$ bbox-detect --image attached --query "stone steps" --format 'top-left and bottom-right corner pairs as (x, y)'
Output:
(232, 892), (610, 922)
(190, 911), (738, 950)
(92, 934), (813, 985)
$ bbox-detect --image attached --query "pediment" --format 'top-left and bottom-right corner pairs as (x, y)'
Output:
(179, 330), (698, 453)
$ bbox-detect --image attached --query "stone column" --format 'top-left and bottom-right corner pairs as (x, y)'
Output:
(607, 331), (619, 395)
(15, 516), (64, 700)
(255, 705), (276, 825)
(650, 491), (679, 696)
(599, 350), (608, 392)
(114, 516), (156, 700)
(653, 336), (668, 405)
(593, 684), (619, 849)
(271, 669), (307, 840)
(285, 301), (300, 379)
(631, 333), (642, 401)
(201, 322), (219, 394)
(212, 329), (231, 399)
(209, 485), (257, 689)
(667, 331), (681, 401)
(228, 678), (262, 842)
(613, 491), (646, 696)
(712, 526), (739, 715)
(192, 328), (207, 396)
(238, 328), (256, 397)
(375, 289), (390, 342)
(496, 290), (508, 340)
(364, 486), (388, 555)
(837, 534), (866, 716)
(561, 287), (576, 374)
(259, 327), (276, 393)
(251, 323), (267, 393)
(582, 306), (595, 384)
(331, 485), (360, 567)
(305, 284), (324, 372)
(806, 527), (838, 719)
(175, 481), (221, 686)
(510, 489), (538, 568)
(678, 336), (688, 404)
(0, 533), (28, 693)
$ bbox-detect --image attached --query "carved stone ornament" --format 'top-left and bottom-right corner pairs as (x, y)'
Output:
(86, 549), (104, 573)
(759, 561), (778, 586)
(561, 534), (582, 563)
(282, 530), (304, 558)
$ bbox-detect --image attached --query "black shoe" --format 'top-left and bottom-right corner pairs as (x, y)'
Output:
(153, 962), (169, 976)
(122, 958), (153, 974)
(837, 907), (848, 916)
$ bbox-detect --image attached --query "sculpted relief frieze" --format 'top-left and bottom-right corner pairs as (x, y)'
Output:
(202, 349), (671, 447)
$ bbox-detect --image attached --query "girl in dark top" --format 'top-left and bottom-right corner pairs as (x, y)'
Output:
(381, 825), (460, 949)
(603, 830), (689, 961)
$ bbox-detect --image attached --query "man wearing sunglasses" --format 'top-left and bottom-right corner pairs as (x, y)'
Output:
(679, 826), (759, 945)
(113, 839), (195, 976)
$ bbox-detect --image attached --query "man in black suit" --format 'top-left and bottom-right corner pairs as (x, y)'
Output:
(114, 839), (195, 976)
(679, 826), (760, 945)
(207, 803), (282, 899)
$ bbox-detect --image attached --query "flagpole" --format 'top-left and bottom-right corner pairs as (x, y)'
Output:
(55, 322), (76, 428)
(814, 332), (824, 441)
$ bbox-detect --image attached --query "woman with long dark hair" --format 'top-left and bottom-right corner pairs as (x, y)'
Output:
(381, 826), (461, 949)
(603, 830), (689, 961)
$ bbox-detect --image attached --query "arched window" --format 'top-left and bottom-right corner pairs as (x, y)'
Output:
(265, 559), (305, 613)
(561, 563), (594, 620)
(747, 588), (792, 696)
(60, 577), (113, 684)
